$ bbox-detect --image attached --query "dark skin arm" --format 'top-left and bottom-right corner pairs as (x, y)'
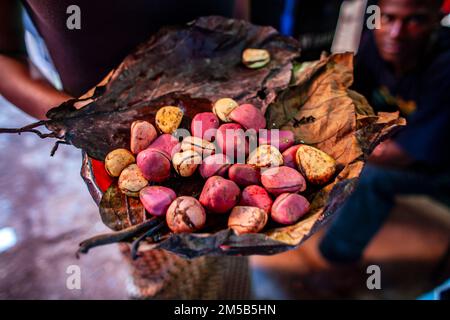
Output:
(0, 0), (251, 120)
(0, 0), (72, 120)
(368, 139), (413, 168)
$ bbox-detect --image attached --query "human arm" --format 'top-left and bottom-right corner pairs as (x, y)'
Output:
(0, 0), (71, 120)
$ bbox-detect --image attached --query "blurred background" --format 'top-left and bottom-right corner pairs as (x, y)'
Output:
(1, 0), (450, 299)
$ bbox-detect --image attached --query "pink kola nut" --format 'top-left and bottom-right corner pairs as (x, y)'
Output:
(258, 130), (295, 152)
(229, 103), (266, 130)
(216, 123), (249, 161)
(239, 185), (273, 213)
(136, 148), (171, 182)
(191, 112), (220, 141)
(261, 166), (306, 195)
(271, 193), (310, 225)
(199, 154), (231, 179)
(148, 133), (181, 158)
(228, 164), (261, 187)
(130, 121), (158, 154)
(199, 176), (240, 214)
(139, 186), (176, 216)
(282, 145), (301, 168)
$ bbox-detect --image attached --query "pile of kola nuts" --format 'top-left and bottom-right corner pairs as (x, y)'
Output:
(104, 98), (337, 236)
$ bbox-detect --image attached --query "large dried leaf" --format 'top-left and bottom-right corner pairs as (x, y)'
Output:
(0, 16), (403, 258)
(88, 51), (401, 258)
(45, 16), (300, 160)
(267, 53), (361, 167)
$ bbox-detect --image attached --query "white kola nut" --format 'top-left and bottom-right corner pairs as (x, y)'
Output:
(242, 48), (271, 69)
(104, 148), (135, 177)
(212, 98), (238, 122)
(172, 150), (202, 177)
(118, 164), (148, 197)
(247, 144), (283, 169)
(181, 136), (215, 158)
(228, 206), (268, 235)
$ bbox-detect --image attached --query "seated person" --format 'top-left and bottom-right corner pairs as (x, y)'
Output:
(319, 0), (450, 263)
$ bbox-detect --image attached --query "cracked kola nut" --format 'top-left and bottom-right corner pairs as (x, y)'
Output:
(295, 144), (336, 185)
(199, 154), (231, 179)
(139, 186), (176, 216)
(166, 196), (206, 233)
(242, 48), (270, 69)
(212, 98), (238, 122)
(228, 206), (268, 235)
(199, 176), (240, 214)
(216, 123), (249, 160)
(261, 166), (306, 196)
(104, 148), (135, 177)
(149, 133), (181, 158)
(282, 145), (301, 168)
(271, 193), (310, 225)
(247, 145), (283, 169)
(191, 112), (220, 141)
(155, 106), (183, 134)
(228, 164), (261, 187)
(118, 164), (148, 197)
(239, 185), (273, 214)
(172, 150), (202, 177)
(229, 104), (266, 131)
(258, 130), (295, 152)
(130, 120), (157, 154)
(181, 136), (215, 158)
(136, 148), (171, 182)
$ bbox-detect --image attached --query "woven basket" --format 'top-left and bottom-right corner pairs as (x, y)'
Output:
(119, 245), (250, 299)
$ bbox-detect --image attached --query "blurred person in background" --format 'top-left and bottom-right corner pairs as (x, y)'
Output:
(317, 0), (450, 264)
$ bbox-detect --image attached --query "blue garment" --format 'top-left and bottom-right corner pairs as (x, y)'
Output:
(353, 27), (450, 168)
(319, 164), (450, 263)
